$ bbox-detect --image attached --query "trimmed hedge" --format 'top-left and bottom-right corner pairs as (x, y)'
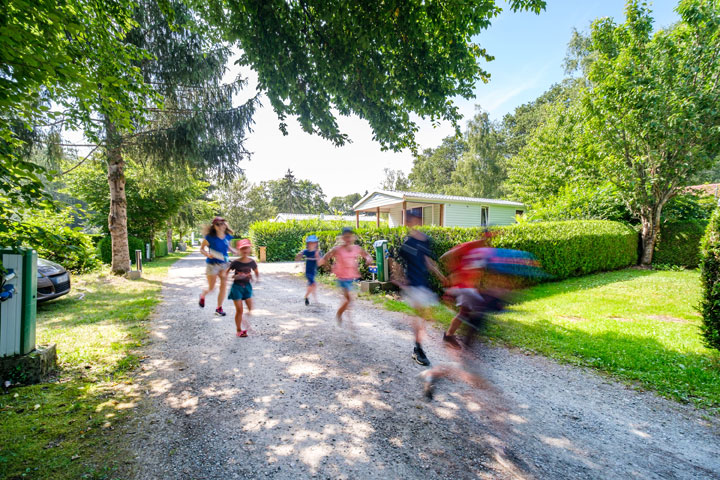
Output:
(653, 221), (707, 267)
(249, 219), (378, 262)
(307, 220), (639, 282)
(98, 235), (146, 265)
(154, 239), (168, 258)
(700, 209), (720, 351)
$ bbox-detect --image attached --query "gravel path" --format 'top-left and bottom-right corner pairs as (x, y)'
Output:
(130, 253), (720, 479)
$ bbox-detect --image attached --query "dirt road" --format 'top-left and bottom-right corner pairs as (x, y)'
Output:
(129, 253), (720, 479)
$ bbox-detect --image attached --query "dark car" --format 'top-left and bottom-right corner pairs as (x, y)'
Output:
(37, 258), (71, 302)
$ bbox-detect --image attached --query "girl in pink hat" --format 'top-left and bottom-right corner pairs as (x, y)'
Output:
(226, 238), (259, 337)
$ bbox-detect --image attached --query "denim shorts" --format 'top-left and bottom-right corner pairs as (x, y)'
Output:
(206, 261), (229, 276)
(337, 279), (357, 291)
(228, 283), (253, 300)
(306, 272), (316, 285)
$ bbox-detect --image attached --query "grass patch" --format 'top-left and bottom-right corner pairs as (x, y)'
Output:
(362, 269), (720, 414)
(0, 251), (189, 479)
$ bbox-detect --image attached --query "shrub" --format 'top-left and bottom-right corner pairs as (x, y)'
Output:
(154, 239), (168, 258)
(249, 219), (377, 262)
(0, 207), (101, 274)
(653, 221), (707, 267)
(308, 220), (638, 283)
(700, 208), (720, 351)
(98, 236), (146, 265)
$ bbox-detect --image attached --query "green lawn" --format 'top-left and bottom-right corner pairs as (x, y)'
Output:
(367, 269), (720, 414)
(0, 251), (189, 479)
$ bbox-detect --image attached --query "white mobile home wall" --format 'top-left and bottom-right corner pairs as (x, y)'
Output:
(444, 203), (520, 227)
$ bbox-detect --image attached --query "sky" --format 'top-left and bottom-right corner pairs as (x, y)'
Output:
(230, 0), (680, 200)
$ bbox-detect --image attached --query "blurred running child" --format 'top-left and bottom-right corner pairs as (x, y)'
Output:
(398, 211), (447, 367)
(295, 235), (323, 305)
(199, 217), (237, 316)
(323, 227), (374, 324)
(226, 239), (259, 337)
(439, 232), (493, 348)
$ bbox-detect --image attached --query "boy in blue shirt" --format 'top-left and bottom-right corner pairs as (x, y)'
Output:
(295, 235), (323, 305)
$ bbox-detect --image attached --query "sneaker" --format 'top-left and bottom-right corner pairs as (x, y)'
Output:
(442, 333), (462, 350)
(305, 298), (310, 306)
(199, 295), (205, 308)
(412, 346), (431, 366)
(215, 307), (226, 317)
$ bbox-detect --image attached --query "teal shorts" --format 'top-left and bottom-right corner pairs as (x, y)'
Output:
(228, 283), (253, 300)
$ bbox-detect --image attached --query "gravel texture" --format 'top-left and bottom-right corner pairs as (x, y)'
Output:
(129, 253), (720, 479)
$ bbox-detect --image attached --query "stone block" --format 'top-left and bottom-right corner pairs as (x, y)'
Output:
(0, 344), (57, 385)
(359, 281), (397, 294)
(126, 270), (142, 280)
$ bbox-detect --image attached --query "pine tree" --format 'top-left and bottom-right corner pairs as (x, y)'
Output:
(92, 0), (256, 273)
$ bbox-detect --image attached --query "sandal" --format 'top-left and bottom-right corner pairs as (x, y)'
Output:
(239, 330), (248, 337)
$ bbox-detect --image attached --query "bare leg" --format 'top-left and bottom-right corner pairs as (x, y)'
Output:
(232, 299), (243, 332)
(446, 314), (463, 336)
(311, 283), (319, 303)
(202, 274), (218, 297)
(337, 288), (352, 321)
(243, 298), (253, 331)
(413, 307), (431, 344)
(217, 272), (228, 309)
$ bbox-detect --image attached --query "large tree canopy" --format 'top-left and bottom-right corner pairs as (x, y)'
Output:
(202, 0), (546, 150)
(581, 0), (720, 264)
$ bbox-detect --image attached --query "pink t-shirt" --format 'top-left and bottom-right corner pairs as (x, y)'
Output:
(333, 245), (363, 280)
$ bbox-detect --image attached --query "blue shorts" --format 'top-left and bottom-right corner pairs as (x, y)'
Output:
(337, 279), (357, 291)
(228, 283), (253, 300)
(306, 272), (316, 285)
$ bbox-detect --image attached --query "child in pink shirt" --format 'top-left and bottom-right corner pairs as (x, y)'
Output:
(323, 227), (374, 324)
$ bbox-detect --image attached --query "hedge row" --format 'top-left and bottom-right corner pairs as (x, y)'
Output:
(653, 221), (707, 267)
(154, 239), (168, 258)
(97, 235), (146, 265)
(248, 219), (378, 262)
(700, 209), (720, 351)
(306, 220), (639, 282)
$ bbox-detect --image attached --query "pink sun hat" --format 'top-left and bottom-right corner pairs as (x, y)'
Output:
(237, 238), (252, 249)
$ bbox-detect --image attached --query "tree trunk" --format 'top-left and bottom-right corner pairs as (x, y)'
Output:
(640, 219), (659, 265)
(105, 120), (131, 275)
(639, 203), (665, 266)
(167, 228), (173, 253)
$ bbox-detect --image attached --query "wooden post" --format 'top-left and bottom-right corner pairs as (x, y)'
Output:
(402, 201), (407, 226)
(376, 207), (380, 228)
(355, 211), (360, 229)
(259, 246), (267, 262)
(439, 204), (444, 227)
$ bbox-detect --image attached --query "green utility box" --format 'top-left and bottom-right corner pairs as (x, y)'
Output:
(0, 248), (38, 357)
(373, 240), (389, 282)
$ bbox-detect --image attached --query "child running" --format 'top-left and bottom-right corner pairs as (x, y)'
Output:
(398, 211), (447, 367)
(295, 235), (323, 305)
(323, 227), (374, 324)
(226, 239), (259, 337)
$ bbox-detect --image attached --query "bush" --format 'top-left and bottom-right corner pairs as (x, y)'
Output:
(0, 207), (101, 274)
(308, 220), (638, 283)
(249, 219), (377, 262)
(653, 221), (707, 267)
(98, 236), (146, 265)
(700, 209), (720, 351)
(154, 239), (168, 258)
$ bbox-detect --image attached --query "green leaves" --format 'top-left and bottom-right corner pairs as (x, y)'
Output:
(700, 207), (720, 351)
(205, 0), (546, 151)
